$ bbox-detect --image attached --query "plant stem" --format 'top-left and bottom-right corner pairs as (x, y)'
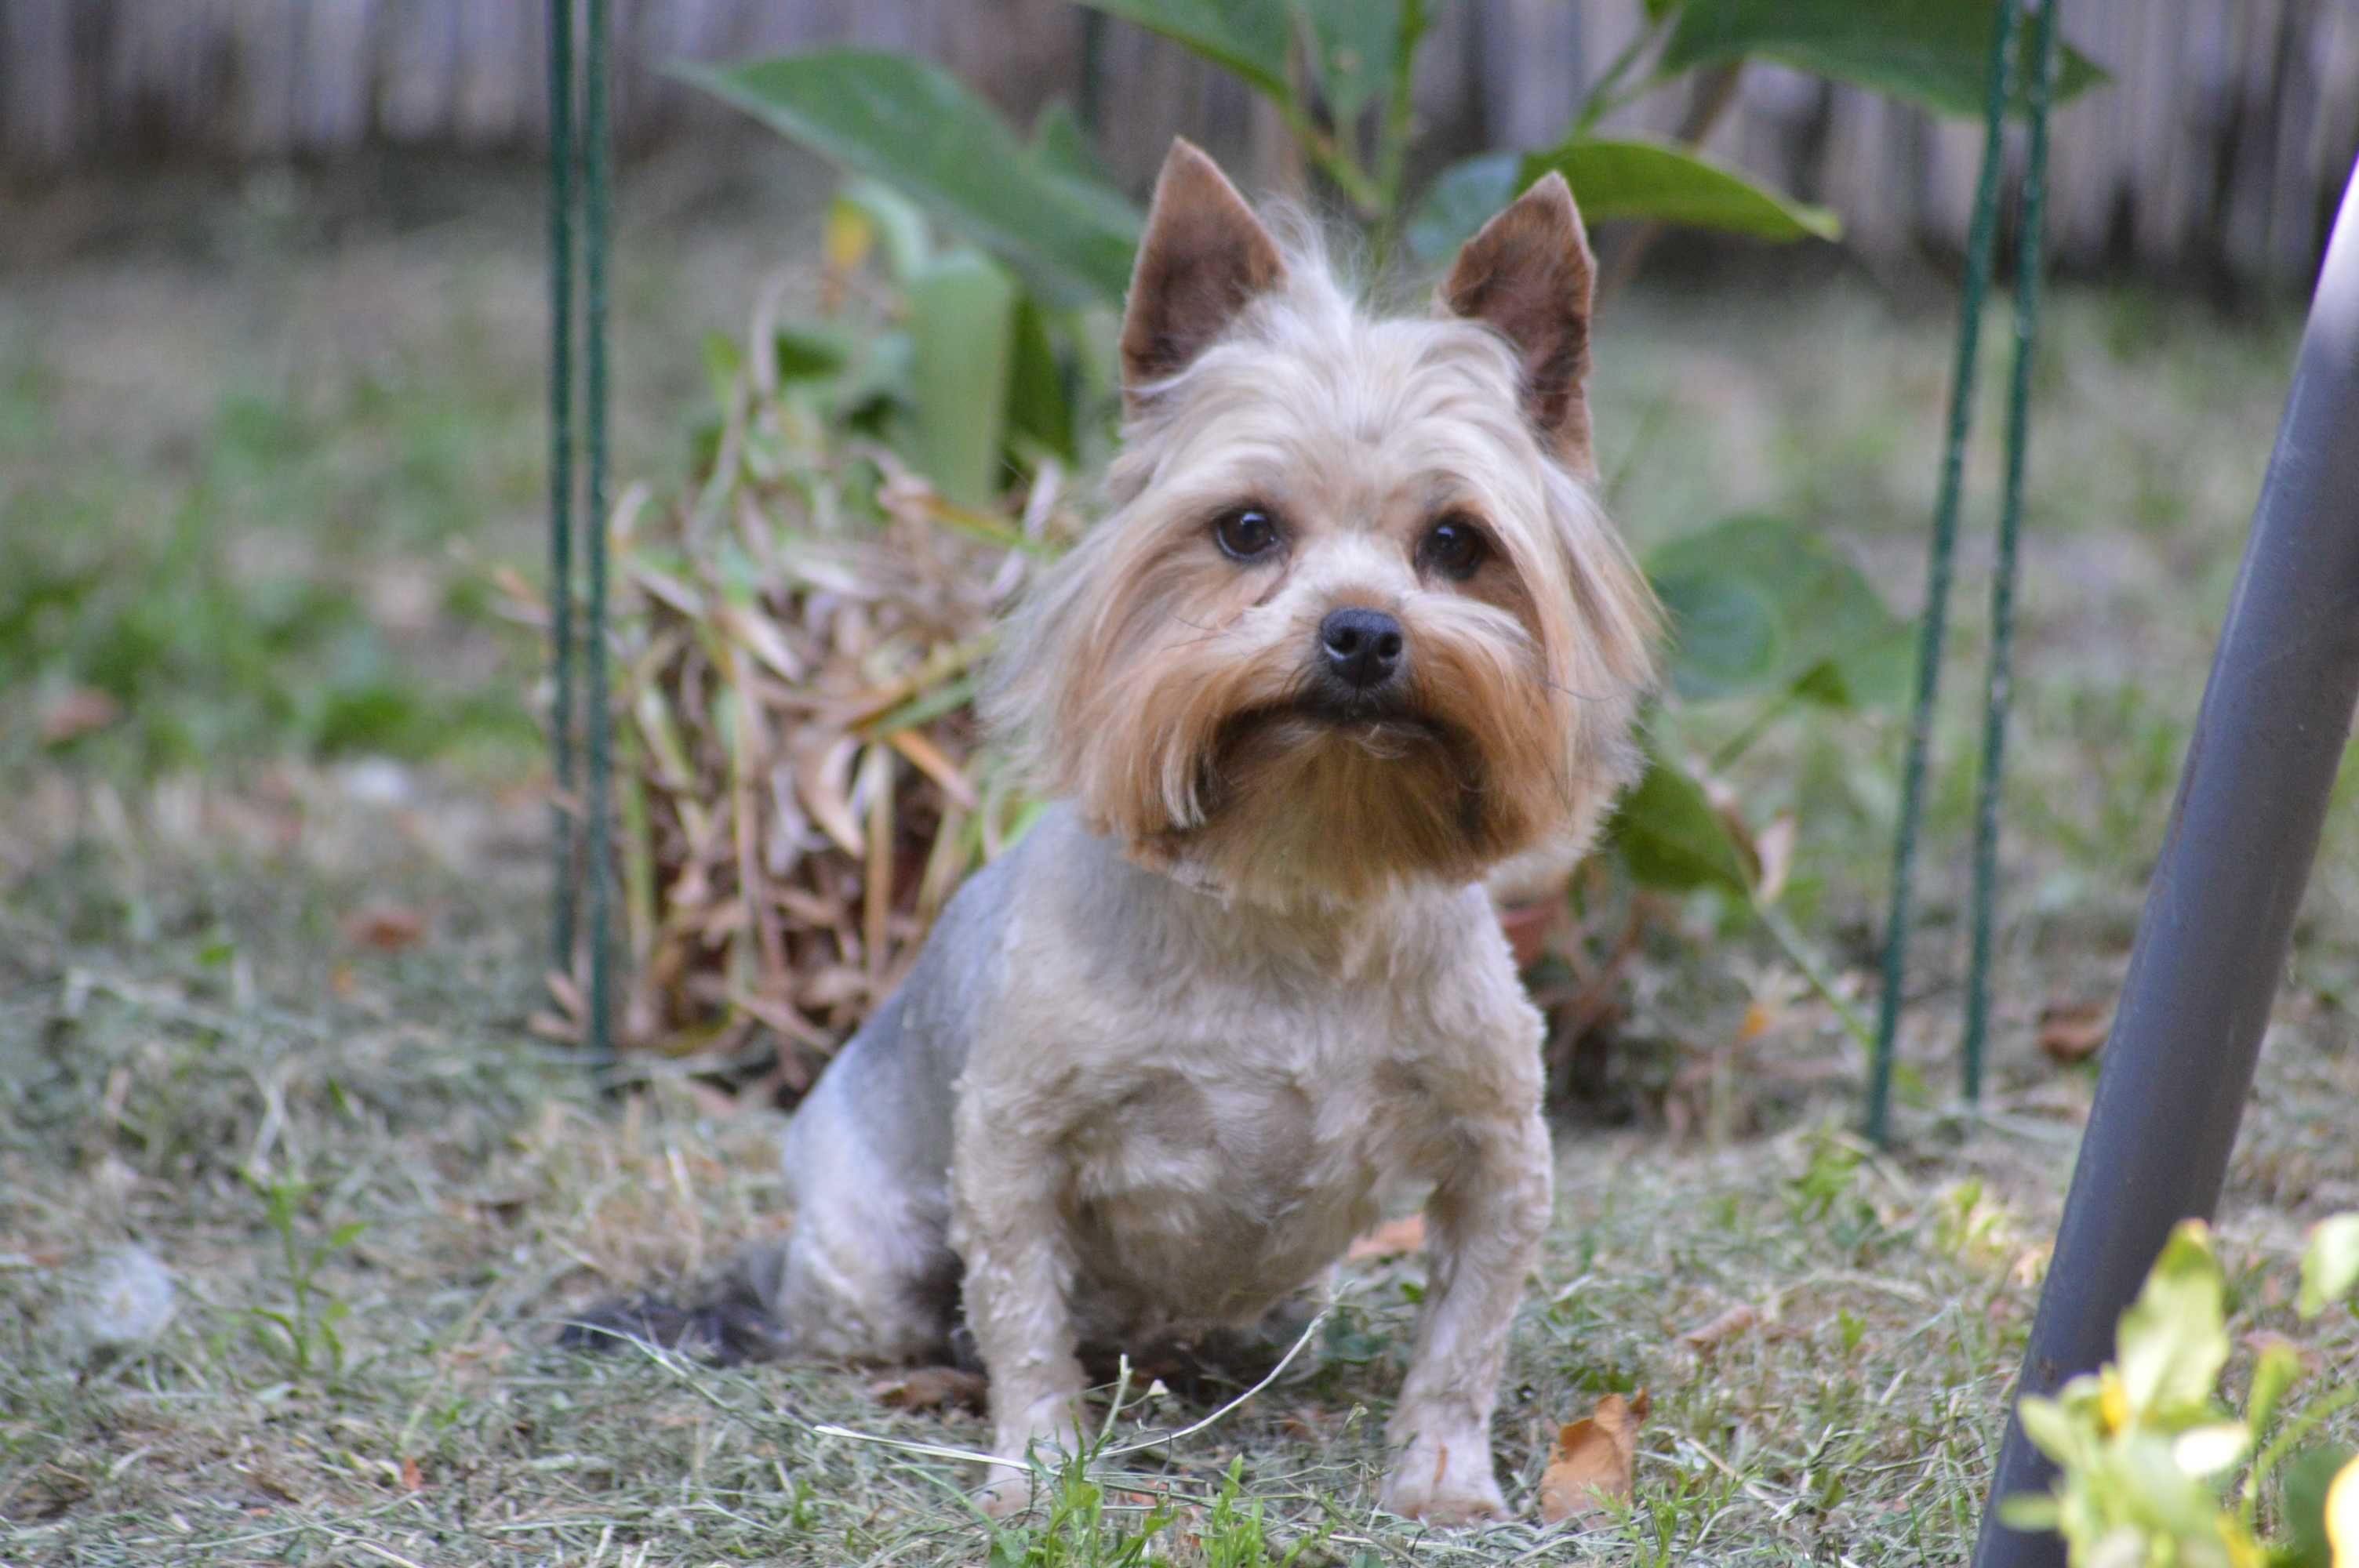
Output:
(1572, 13), (1670, 134)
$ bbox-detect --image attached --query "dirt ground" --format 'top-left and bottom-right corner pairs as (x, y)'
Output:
(2, 154), (2354, 1566)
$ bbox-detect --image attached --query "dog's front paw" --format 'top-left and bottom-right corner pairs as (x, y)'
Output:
(1382, 1432), (1510, 1525)
(976, 1463), (1038, 1519)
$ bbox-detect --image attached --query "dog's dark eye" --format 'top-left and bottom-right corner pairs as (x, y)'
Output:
(1213, 506), (1281, 562)
(1419, 515), (1489, 580)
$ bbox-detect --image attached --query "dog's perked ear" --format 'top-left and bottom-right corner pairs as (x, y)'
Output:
(1119, 139), (1287, 406)
(1441, 172), (1599, 478)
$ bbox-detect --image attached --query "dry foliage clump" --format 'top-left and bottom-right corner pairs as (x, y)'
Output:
(533, 293), (1087, 1096)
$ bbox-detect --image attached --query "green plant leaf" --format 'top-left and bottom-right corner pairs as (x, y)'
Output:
(2277, 1444), (2354, 1568)
(1297, 0), (1400, 121)
(1030, 100), (1114, 191)
(2298, 1213), (2359, 1319)
(1005, 296), (1077, 465)
(2014, 1394), (2086, 1468)
(2248, 1341), (2304, 1440)
(2114, 1220), (2229, 1422)
(1608, 744), (1752, 895)
(1645, 514), (1910, 709)
(1408, 140), (1837, 263)
(1531, 138), (1841, 240)
(1995, 1493), (2059, 1532)
(682, 52), (1140, 306)
(1657, 0), (2108, 120)
(1071, 0), (1295, 102)
(906, 249), (1020, 508)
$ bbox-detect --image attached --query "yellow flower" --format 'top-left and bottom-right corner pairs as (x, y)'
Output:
(2327, 1452), (2358, 1568)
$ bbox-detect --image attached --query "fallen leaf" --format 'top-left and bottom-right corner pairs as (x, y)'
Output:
(41, 687), (119, 746)
(342, 904), (425, 952)
(2037, 1000), (2109, 1062)
(1681, 1304), (1760, 1352)
(1347, 1214), (1427, 1261)
(870, 1366), (988, 1414)
(398, 1457), (423, 1493)
(1539, 1388), (1649, 1524)
(329, 964), (358, 1000)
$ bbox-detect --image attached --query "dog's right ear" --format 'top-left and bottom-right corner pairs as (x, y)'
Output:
(1120, 140), (1285, 405)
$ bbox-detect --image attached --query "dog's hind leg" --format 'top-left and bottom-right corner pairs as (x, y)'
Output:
(750, 993), (965, 1364)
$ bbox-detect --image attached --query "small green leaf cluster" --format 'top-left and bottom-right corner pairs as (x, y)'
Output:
(2001, 1215), (2359, 1568)
(242, 1167), (369, 1381)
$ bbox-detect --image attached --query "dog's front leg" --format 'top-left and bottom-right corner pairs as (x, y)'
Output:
(950, 1095), (1089, 1515)
(1381, 1106), (1551, 1523)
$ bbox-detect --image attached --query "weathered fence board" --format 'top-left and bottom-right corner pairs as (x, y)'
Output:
(3, 0), (2353, 287)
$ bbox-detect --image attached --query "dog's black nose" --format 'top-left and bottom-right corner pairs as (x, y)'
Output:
(1318, 608), (1405, 691)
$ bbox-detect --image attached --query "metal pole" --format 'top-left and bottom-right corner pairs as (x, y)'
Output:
(547, 0), (577, 975)
(1962, 0), (2061, 1100)
(1972, 157), (2359, 1568)
(1866, 0), (2019, 1145)
(582, 0), (615, 1069)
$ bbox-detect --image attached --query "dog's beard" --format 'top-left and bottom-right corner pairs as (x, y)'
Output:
(1132, 689), (1535, 906)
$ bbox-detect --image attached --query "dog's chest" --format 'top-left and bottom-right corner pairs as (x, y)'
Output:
(1060, 991), (1457, 1323)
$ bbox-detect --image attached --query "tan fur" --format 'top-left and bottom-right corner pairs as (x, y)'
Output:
(763, 140), (1658, 1525)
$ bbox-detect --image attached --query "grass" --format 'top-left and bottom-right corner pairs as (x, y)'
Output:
(2, 161), (2357, 1565)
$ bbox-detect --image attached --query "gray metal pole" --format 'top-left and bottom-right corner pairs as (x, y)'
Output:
(1972, 157), (2359, 1568)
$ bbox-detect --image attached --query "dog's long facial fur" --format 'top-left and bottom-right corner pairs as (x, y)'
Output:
(989, 143), (1657, 909)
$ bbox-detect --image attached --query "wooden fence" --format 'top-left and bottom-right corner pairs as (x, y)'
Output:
(5, 0), (2355, 288)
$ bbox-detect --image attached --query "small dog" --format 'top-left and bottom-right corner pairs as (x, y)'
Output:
(742, 141), (1653, 1522)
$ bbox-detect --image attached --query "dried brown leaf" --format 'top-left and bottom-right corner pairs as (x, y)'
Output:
(342, 904), (425, 952)
(1681, 1303), (1760, 1352)
(1539, 1389), (1650, 1524)
(870, 1366), (989, 1414)
(2037, 1000), (2109, 1062)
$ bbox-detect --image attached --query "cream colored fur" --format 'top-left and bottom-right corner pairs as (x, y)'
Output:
(760, 141), (1656, 1524)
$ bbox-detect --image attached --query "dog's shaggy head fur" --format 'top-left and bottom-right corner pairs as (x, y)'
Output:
(989, 141), (1658, 909)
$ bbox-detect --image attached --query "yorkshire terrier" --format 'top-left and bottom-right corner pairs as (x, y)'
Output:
(612, 140), (1656, 1523)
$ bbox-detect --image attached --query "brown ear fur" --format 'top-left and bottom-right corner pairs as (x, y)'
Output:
(1441, 172), (1598, 477)
(1119, 140), (1286, 405)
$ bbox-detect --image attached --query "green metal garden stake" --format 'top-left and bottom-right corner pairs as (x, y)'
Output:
(547, 0), (576, 976)
(1866, 0), (2020, 1144)
(1962, 0), (2061, 1102)
(547, 0), (614, 1070)
(582, 0), (615, 1070)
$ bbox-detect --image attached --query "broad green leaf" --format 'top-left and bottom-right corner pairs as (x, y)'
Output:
(1657, 0), (2109, 121)
(1030, 100), (1114, 191)
(2299, 1212), (2359, 1319)
(1532, 139), (1840, 241)
(1409, 140), (1838, 263)
(1608, 745), (1752, 895)
(2014, 1394), (2086, 1468)
(1297, 0), (1401, 121)
(907, 249), (1019, 508)
(2114, 1220), (2228, 1421)
(2277, 1444), (2354, 1568)
(1405, 152), (1520, 265)
(1653, 570), (1779, 699)
(682, 52), (1140, 306)
(1645, 514), (1910, 710)
(1005, 296), (1076, 465)
(1071, 0), (1295, 102)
